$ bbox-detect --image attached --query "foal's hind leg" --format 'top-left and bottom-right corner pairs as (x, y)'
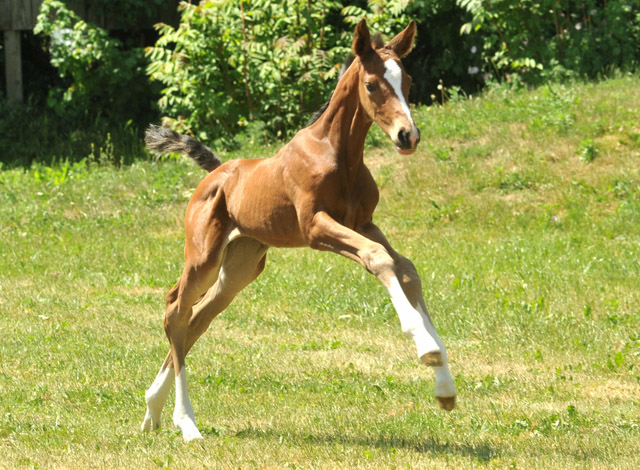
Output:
(141, 187), (231, 440)
(141, 236), (268, 438)
(165, 254), (225, 441)
(173, 237), (268, 440)
(141, 277), (215, 437)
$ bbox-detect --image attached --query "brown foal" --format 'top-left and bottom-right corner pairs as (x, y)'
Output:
(141, 19), (456, 441)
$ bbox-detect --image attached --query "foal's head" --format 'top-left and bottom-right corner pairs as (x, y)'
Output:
(352, 20), (420, 154)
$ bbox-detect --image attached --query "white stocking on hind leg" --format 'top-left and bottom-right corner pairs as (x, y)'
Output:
(141, 356), (174, 432)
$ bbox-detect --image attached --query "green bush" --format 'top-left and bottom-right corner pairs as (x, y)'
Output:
(458, 0), (640, 84)
(147, 0), (423, 146)
(147, 0), (345, 146)
(34, 0), (157, 126)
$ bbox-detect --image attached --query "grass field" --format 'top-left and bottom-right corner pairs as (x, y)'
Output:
(1, 75), (639, 469)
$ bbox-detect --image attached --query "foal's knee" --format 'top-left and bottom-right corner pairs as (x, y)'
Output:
(163, 305), (181, 337)
(362, 244), (395, 278)
(163, 288), (191, 337)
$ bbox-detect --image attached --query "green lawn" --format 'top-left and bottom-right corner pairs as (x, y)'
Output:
(1, 75), (639, 469)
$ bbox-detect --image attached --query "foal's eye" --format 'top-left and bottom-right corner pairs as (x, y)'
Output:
(365, 82), (378, 93)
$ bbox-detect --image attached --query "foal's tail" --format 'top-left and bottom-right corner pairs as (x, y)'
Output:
(145, 124), (222, 172)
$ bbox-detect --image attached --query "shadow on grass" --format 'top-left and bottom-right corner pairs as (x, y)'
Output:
(205, 426), (499, 462)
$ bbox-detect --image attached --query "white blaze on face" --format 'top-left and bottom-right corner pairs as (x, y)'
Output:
(383, 59), (413, 123)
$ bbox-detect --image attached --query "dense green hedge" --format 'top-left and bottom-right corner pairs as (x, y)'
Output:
(458, 0), (640, 84)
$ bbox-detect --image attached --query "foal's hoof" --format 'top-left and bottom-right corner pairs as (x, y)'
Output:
(420, 351), (444, 367)
(175, 417), (203, 442)
(179, 423), (204, 442)
(141, 416), (155, 432)
(437, 395), (456, 411)
(141, 409), (161, 432)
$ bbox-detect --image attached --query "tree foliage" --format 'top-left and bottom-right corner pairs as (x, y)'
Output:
(7, 0), (638, 165)
(146, 0), (415, 146)
(34, 0), (155, 125)
(458, 0), (640, 83)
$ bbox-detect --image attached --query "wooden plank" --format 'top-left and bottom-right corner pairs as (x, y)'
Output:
(4, 30), (23, 103)
(10, 0), (33, 30)
(0, 0), (12, 30)
(1, 0), (181, 31)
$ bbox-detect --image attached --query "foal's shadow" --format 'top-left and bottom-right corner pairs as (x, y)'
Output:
(209, 425), (499, 462)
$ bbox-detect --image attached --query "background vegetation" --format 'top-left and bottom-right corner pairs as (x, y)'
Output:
(1, 74), (639, 469)
(1, 0), (639, 164)
(458, 0), (640, 83)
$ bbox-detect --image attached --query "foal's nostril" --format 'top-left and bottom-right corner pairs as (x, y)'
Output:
(397, 128), (410, 148)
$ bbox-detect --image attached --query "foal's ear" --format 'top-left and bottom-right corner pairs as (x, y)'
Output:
(353, 19), (373, 58)
(387, 20), (417, 58)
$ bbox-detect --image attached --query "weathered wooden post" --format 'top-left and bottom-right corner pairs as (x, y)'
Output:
(1, 0), (178, 104)
(1, 0), (45, 104)
(4, 29), (23, 103)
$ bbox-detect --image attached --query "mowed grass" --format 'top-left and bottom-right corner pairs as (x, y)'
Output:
(1, 74), (639, 469)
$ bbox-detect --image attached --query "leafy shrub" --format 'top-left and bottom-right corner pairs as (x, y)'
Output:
(146, 1), (496, 142)
(147, 0), (350, 146)
(458, 0), (640, 84)
(34, 0), (157, 125)
(342, 0), (412, 36)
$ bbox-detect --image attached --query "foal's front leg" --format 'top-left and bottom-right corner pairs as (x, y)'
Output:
(360, 223), (457, 410)
(305, 212), (456, 409)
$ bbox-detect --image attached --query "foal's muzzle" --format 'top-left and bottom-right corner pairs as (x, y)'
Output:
(394, 126), (421, 154)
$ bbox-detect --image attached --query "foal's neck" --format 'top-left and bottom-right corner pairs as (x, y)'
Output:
(311, 63), (372, 182)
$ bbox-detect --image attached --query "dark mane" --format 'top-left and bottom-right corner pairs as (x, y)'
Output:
(307, 55), (356, 126)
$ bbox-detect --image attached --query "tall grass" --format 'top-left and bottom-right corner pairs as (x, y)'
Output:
(0, 75), (639, 469)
